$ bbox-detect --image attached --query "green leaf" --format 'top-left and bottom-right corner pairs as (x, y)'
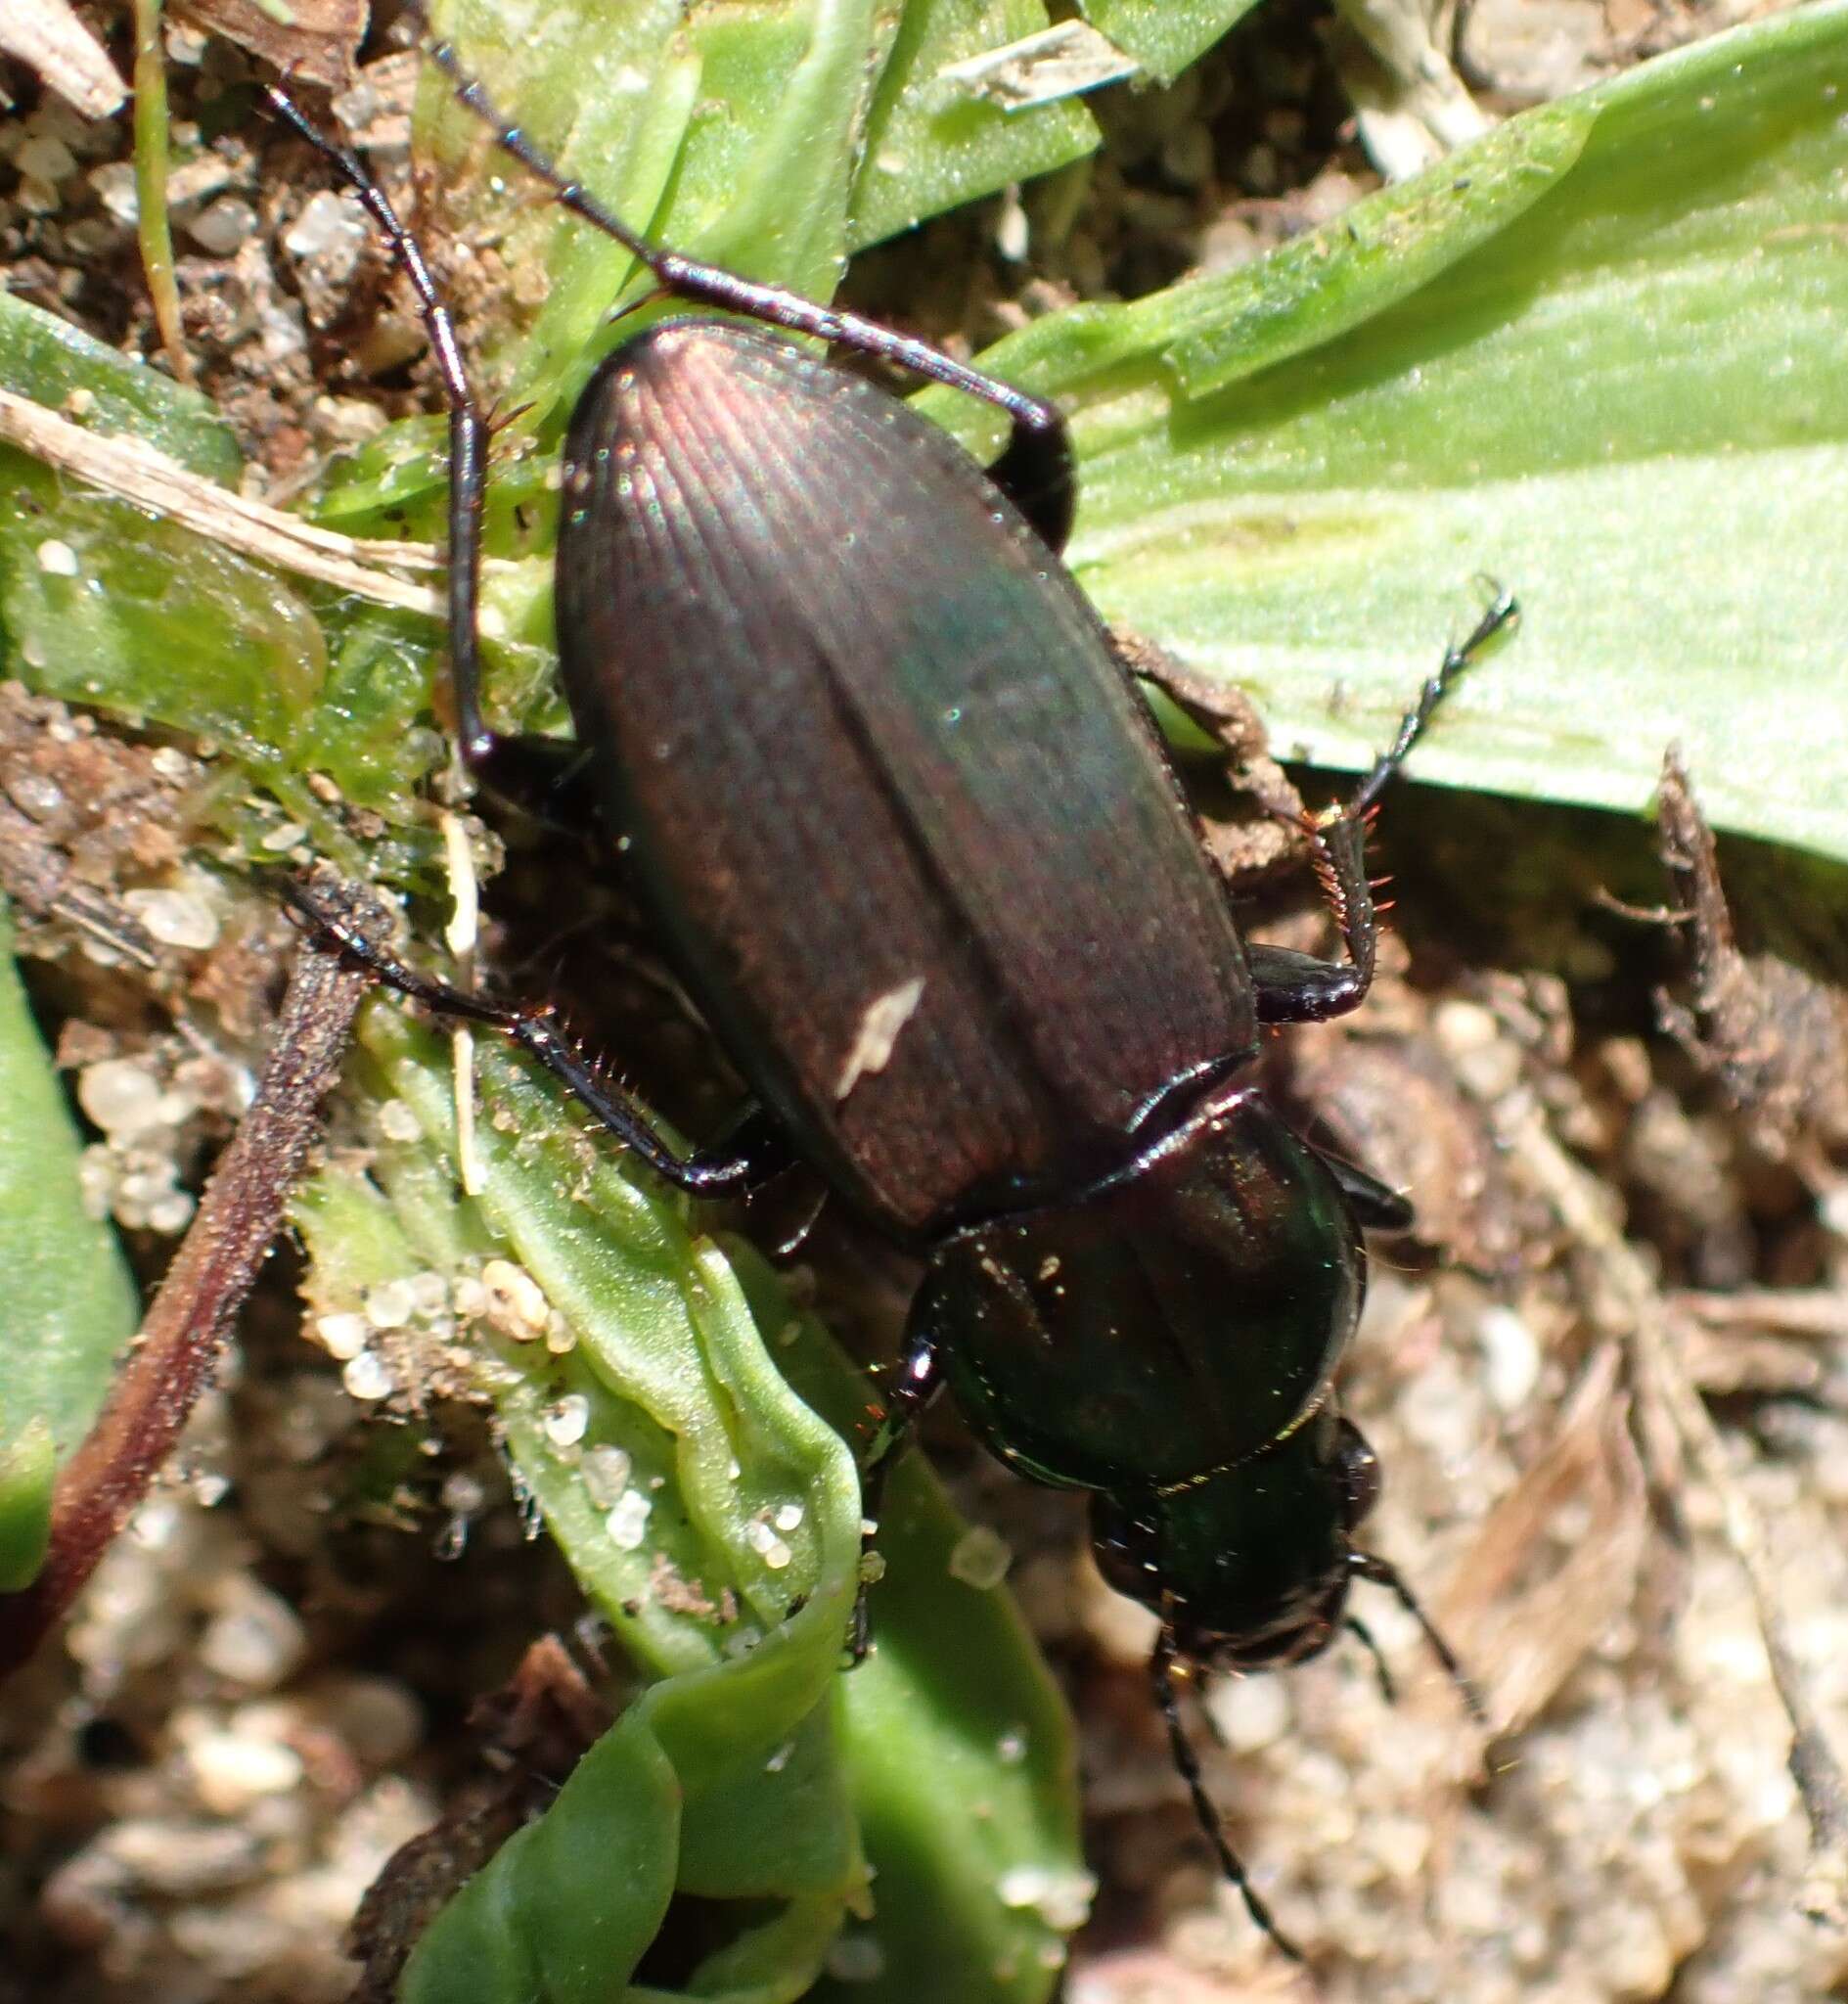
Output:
(846, 1), (1099, 250)
(0, 897), (138, 1588)
(916, 3), (1848, 863)
(0, 289), (242, 480)
(1081, 0), (1265, 85)
(0, 1417), (56, 1593)
(0, 460), (325, 762)
(292, 1009), (1082, 2000)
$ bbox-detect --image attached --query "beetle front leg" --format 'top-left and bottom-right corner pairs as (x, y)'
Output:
(1314, 1147), (1415, 1234)
(846, 1321), (944, 1663)
(280, 875), (793, 1198)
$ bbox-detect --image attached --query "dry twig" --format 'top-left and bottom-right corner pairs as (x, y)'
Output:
(0, 387), (470, 615)
(0, 890), (374, 1683)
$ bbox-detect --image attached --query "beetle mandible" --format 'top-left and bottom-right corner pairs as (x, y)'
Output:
(269, 31), (1510, 1960)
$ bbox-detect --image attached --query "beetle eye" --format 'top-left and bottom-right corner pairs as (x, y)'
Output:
(1335, 1419), (1381, 1526)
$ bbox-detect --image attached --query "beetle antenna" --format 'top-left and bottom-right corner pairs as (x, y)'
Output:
(1349, 1552), (1488, 1727)
(1343, 1614), (1397, 1706)
(1149, 1629), (1306, 1964)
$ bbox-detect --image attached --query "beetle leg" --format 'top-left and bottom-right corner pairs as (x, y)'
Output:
(1349, 1551), (1489, 1727)
(1343, 1615), (1400, 1706)
(1119, 595), (1517, 1025)
(411, 26), (1078, 556)
(846, 1323), (944, 1663)
(981, 423), (1077, 555)
(1261, 588), (1517, 1011)
(1311, 1147), (1415, 1234)
(279, 875), (791, 1198)
(464, 737), (603, 835)
(1242, 942), (1367, 1025)
(261, 86), (508, 778)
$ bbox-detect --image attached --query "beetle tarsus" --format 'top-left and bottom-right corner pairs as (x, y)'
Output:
(1243, 589), (1519, 1028)
(1349, 587), (1519, 818)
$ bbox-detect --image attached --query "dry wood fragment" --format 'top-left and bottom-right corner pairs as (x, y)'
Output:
(2, 0), (126, 117)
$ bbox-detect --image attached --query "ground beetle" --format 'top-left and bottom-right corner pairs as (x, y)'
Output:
(269, 32), (1510, 1960)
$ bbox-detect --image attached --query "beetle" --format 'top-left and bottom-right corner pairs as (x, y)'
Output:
(267, 33), (1509, 1960)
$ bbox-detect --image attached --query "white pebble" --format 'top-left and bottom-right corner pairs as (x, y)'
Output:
(314, 1312), (369, 1360)
(948, 1524), (1012, 1590)
(377, 1100), (420, 1142)
(480, 1258), (548, 1339)
(187, 1731), (303, 1814)
(606, 1490), (652, 1551)
(342, 1350), (395, 1401)
(122, 886), (219, 950)
(18, 134), (76, 182)
(34, 537), (79, 576)
(542, 1394), (590, 1447)
(8, 770), (64, 818)
(314, 1675), (424, 1764)
(97, 1818), (258, 1893)
(1479, 1303), (1542, 1409)
(997, 1865), (1098, 1932)
(283, 188), (367, 264)
(89, 159), (140, 222)
(363, 1279), (414, 1330)
(408, 1271), (449, 1317)
(198, 1582), (306, 1687)
(1205, 1671), (1293, 1754)
(77, 1058), (165, 1137)
(187, 196), (257, 254)
(1818, 1179), (1848, 1240)
(147, 1191), (196, 1235)
(581, 1444), (633, 1509)
(746, 1520), (793, 1571)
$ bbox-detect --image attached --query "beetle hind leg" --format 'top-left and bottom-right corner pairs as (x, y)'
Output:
(278, 873), (793, 1199)
(413, 22), (1079, 556)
